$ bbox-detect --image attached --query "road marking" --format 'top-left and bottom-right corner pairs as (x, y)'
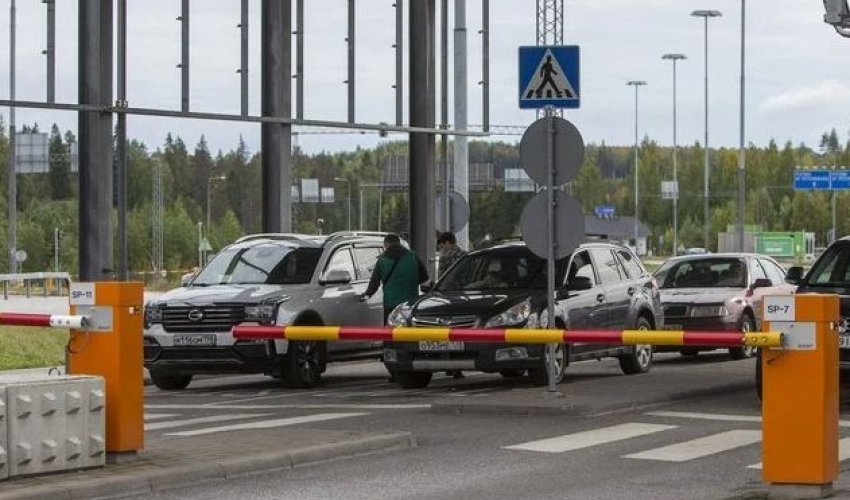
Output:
(145, 413), (271, 431)
(647, 411), (850, 428)
(164, 412), (369, 437)
(504, 423), (677, 454)
(624, 430), (761, 462)
(144, 413), (180, 421)
(747, 437), (850, 469)
(147, 403), (430, 410)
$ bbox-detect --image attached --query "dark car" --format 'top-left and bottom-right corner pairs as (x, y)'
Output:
(653, 254), (796, 359)
(382, 242), (663, 389)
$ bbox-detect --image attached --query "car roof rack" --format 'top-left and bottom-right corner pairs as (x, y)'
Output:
(322, 231), (389, 245)
(234, 233), (321, 245)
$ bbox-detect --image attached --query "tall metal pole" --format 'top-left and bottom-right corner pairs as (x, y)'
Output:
(45, 0), (55, 103)
(346, 0), (355, 123)
(117, 0), (128, 280)
(261, 0), (293, 233)
(394, 0), (403, 127)
(545, 106), (557, 393)
(440, 0), (450, 233)
(453, 0), (469, 250)
(663, 54), (686, 257)
(8, 0), (16, 275)
(627, 81), (646, 252)
(79, 0), (114, 280)
(179, 0), (189, 112)
(409, 0), (436, 274)
(737, 0), (746, 252)
(359, 185), (365, 230)
(295, 0), (304, 120)
(480, 0), (490, 132)
(239, 0), (249, 117)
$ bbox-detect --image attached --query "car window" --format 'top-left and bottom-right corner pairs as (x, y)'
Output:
(325, 248), (356, 280)
(192, 244), (322, 286)
(436, 249), (568, 291)
(656, 258), (746, 289)
(352, 247), (382, 280)
(760, 259), (786, 285)
(616, 249), (644, 279)
(808, 243), (850, 286)
(567, 251), (596, 286)
(750, 259), (768, 282)
(589, 248), (621, 285)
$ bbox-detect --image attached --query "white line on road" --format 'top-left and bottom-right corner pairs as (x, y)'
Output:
(624, 430), (762, 462)
(145, 413), (271, 431)
(646, 411), (850, 428)
(504, 423), (678, 454)
(144, 413), (180, 421)
(747, 437), (850, 469)
(146, 403), (430, 410)
(164, 412), (369, 437)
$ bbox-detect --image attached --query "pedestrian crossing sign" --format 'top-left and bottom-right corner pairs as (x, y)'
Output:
(518, 45), (580, 109)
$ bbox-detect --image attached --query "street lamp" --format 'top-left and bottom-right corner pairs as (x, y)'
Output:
(662, 53), (686, 257)
(627, 80), (647, 255)
(206, 175), (227, 239)
(333, 177), (352, 230)
(737, 1), (747, 253)
(692, 9), (722, 250)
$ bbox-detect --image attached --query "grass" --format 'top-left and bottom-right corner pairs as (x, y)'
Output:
(0, 327), (68, 370)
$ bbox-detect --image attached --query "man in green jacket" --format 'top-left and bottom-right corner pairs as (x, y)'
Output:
(361, 233), (429, 323)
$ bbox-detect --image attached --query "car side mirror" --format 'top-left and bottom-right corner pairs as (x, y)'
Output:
(751, 278), (773, 290)
(567, 276), (593, 291)
(785, 266), (804, 285)
(320, 270), (352, 286)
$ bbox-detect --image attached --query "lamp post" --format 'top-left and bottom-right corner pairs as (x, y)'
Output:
(692, 9), (722, 250)
(334, 177), (352, 230)
(206, 175), (227, 239)
(736, 0), (747, 252)
(662, 53), (686, 257)
(627, 80), (647, 255)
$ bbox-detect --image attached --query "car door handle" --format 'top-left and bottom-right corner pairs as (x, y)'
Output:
(596, 294), (605, 303)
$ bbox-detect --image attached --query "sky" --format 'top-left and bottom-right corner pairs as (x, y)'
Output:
(0, 0), (847, 156)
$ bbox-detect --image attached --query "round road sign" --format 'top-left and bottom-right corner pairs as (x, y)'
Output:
(519, 116), (585, 186)
(520, 191), (585, 260)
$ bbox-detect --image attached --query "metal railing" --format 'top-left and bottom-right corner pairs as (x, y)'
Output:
(0, 272), (72, 300)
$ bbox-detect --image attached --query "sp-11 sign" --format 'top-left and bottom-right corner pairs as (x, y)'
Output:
(70, 283), (96, 306)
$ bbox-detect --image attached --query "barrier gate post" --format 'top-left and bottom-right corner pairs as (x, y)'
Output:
(67, 282), (145, 457)
(762, 293), (840, 498)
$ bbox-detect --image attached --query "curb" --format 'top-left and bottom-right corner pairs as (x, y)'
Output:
(430, 380), (754, 417)
(0, 432), (415, 500)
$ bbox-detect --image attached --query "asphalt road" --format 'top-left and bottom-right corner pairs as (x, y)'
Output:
(114, 351), (850, 500)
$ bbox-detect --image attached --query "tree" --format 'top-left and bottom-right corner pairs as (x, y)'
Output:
(48, 124), (72, 200)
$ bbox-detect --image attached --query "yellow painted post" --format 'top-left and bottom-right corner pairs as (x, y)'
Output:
(68, 282), (145, 455)
(762, 294), (839, 497)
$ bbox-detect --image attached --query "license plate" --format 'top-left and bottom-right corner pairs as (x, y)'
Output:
(173, 334), (216, 347)
(419, 341), (464, 352)
(840, 335), (850, 349)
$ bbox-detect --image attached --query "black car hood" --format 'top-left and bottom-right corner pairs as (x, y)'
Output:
(660, 288), (743, 305)
(154, 284), (308, 306)
(411, 290), (533, 318)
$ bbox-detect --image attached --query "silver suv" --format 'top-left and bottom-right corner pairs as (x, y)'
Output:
(143, 232), (388, 390)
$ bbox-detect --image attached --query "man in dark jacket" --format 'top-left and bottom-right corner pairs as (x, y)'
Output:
(362, 234), (429, 323)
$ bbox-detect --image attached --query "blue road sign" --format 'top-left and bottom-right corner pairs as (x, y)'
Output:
(519, 46), (580, 109)
(595, 205), (615, 217)
(793, 170), (831, 190)
(831, 171), (850, 190)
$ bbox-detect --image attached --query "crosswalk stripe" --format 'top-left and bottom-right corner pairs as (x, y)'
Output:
(145, 413), (271, 431)
(146, 403), (429, 410)
(747, 437), (850, 469)
(144, 413), (180, 421)
(647, 411), (850, 428)
(503, 423), (677, 454)
(625, 430), (761, 462)
(163, 412), (369, 437)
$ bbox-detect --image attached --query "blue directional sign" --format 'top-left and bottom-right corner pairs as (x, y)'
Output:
(793, 170), (831, 190)
(519, 45), (580, 109)
(831, 171), (850, 191)
(594, 205), (615, 217)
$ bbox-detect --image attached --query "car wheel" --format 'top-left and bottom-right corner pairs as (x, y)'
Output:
(619, 316), (654, 375)
(729, 315), (756, 360)
(528, 343), (568, 386)
(499, 369), (525, 378)
(680, 348), (700, 357)
(284, 340), (325, 388)
(395, 371), (432, 389)
(150, 371), (192, 391)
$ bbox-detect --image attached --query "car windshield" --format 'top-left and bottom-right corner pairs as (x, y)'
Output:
(192, 244), (322, 286)
(807, 244), (850, 287)
(436, 250), (566, 291)
(655, 258), (746, 289)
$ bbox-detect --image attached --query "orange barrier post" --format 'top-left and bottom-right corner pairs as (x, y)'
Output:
(68, 282), (145, 456)
(762, 294), (839, 497)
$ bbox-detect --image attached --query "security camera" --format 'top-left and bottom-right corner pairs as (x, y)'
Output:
(824, 0), (850, 37)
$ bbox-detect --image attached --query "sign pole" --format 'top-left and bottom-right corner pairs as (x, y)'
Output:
(545, 105), (557, 393)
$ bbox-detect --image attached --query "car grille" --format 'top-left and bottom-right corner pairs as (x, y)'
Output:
(664, 305), (688, 318)
(411, 315), (479, 328)
(162, 305), (245, 333)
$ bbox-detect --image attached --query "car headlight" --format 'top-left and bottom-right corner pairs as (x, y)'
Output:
(387, 303), (412, 327)
(245, 297), (289, 324)
(485, 299), (532, 328)
(144, 303), (163, 328)
(690, 304), (729, 318)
